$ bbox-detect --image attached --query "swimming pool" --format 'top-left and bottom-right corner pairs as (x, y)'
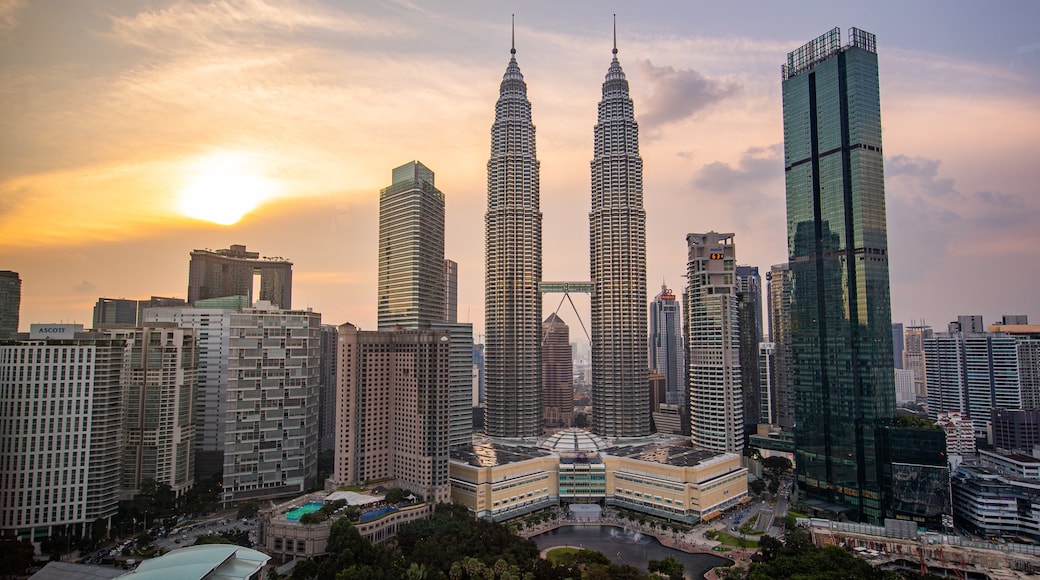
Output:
(286, 502), (324, 521)
(359, 506), (397, 523)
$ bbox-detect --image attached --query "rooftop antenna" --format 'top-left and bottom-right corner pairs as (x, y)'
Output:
(612, 14), (618, 55)
(511, 14), (516, 55)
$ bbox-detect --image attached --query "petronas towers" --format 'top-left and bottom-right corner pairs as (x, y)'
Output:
(485, 26), (649, 439)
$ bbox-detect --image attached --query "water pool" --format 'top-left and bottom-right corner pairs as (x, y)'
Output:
(286, 502), (324, 520)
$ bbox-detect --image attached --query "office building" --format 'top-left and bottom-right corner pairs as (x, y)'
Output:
(103, 325), (196, 498)
(223, 303), (320, 504)
(92, 298), (138, 328)
(0, 271), (20, 338)
(484, 39), (543, 438)
(948, 315), (984, 334)
(142, 306), (235, 478)
(904, 323), (932, 402)
(187, 244), (292, 309)
(894, 369), (915, 405)
(736, 266), (762, 430)
(880, 420), (951, 530)
(445, 259), (458, 324)
(685, 232), (742, 453)
(335, 323), (451, 503)
(589, 36), (649, 438)
(783, 27), (896, 523)
(0, 325), (122, 539)
(766, 263), (794, 429)
(319, 324), (338, 452)
(758, 342), (776, 425)
(377, 161), (472, 447)
(992, 409), (1040, 453)
(542, 313), (574, 428)
(925, 331), (1022, 440)
(377, 161), (446, 329)
(952, 451), (1040, 542)
(988, 319), (1040, 410)
(892, 322), (904, 370)
(649, 284), (685, 408)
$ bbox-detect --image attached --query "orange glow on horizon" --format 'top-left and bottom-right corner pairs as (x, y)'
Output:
(176, 151), (281, 225)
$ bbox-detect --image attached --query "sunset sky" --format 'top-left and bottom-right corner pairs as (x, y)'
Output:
(2, 0), (1038, 338)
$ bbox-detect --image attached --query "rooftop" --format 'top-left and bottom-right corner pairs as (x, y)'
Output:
(120, 544), (269, 580)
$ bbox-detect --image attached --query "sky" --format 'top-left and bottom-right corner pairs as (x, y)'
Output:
(2, 0), (1038, 338)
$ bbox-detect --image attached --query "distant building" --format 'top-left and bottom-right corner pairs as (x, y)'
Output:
(445, 259), (458, 324)
(335, 323), (451, 503)
(936, 411), (977, 458)
(542, 313), (574, 428)
(318, 324), (338, 452)
(987, 319), (1040, 410)
(1, 325), (122, 539)
(952, 450), (1040, 542)
(948, 315), (984, 334)
(894, 369), (915, 405)
(685, 232), (742, 453)
(142, 306), (235, 479)
(103, 325), (197, 498)
(0, 271), (20, 338)
(904, 324), (933, 402)
(648, 284), (685, 407)
(925, 331), (1022, 440)
(223, 304), (319, 504)
(92, 298), (138, 328)
(766, 263), (794, 429)
(188, 244), (292, 309)
(736, 265), (762, 431)
(892, 322), (904, 370)
(992, 409), (1040, 453)
(758, 342), (776, 424)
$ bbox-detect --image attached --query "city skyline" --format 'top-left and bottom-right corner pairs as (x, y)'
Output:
(2, 2), (1039, 335)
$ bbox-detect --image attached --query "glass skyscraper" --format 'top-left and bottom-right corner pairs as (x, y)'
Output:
(590, 38), (650, 438)
(378, 161), (446, 329)
(649, 284), (685, 408)
(782, 27), (895, 523)
(485, 40), (543, 438)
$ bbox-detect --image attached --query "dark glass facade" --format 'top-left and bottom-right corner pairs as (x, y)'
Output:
(782, 27), (896, 523)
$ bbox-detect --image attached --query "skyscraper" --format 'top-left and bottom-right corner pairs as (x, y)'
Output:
(92, 298), (138, 328)
(767, 263), (795, 429)
(543, 313), (574, 428)
(589, 33), (649, 438)
(335, 323), (452, 503)
(445, 259), (458, 324)
(187, 245), (292, 309)
(104, 325), (197, 498)
(0, 271), (21, 338)
(736, 266), (762, 431)
(485, 36), (542, 438)
(904, 323), (933, 402)
(685, 232), (742, 453)
(378, 161), (446, 329)
(1, 325), (122, 538)
(892, 322), (904, 370)
(223, 303), (320, 504)
(782, 27), (895, 523)
(649, 284), (685, 408)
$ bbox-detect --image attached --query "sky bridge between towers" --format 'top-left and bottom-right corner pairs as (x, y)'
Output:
(539, 281), (592, 344)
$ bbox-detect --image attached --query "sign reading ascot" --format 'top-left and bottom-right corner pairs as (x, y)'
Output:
(30, 324), (85, 339)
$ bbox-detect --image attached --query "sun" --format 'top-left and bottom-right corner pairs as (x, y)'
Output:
(177, 151), (280, 225)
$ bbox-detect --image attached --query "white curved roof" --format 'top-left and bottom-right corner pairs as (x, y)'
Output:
(540, 428), (608, 452)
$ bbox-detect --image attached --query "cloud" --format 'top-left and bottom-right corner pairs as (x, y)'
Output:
(73, 280), (96, 294)
(886, 155), (958, 199)
(693, 144), (782, 195)
(635, 59), (740, 128)
(0, 0), (25, 36)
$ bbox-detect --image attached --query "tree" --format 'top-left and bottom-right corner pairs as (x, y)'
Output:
(761, 456), (792, 476)
(384, 488), (409, 504)
(648, 557), (684, 580)
(0, 539), (35, 576)
(237, 501), (260, 519)
(750, 478), (766, 496)
(574, 413), (589, 428)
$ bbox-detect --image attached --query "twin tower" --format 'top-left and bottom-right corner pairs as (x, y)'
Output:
(485, 33), (649, 439)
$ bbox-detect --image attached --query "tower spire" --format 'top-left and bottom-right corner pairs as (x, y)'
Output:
(511, 14), (516, 55)
(612, 14), (618, 55)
